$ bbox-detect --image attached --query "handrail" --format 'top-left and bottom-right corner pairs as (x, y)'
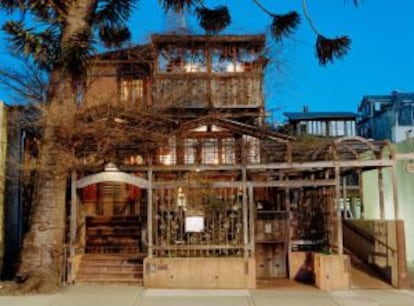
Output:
(343, 220), (398, 254)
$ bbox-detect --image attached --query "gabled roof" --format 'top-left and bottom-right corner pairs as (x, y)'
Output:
(358, 92), (414, 111)
(284, 112), (357, 121)
(177, 116), (294, 143)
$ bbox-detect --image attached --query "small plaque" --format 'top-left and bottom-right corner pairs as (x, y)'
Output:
(406, 163), (414, 173)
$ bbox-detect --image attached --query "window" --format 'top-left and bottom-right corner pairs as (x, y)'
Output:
(374, 101), (382, 112)
(158, 47), (206, 73)
(244, 135), (260, 163)
(211, 49), (234, 73)
(202, 138), (219, 164)
(159, 138), (176, 165)
(120, 79), (144, 105)
(222, 138), (235, 164)
(184, 139), (197, 164)
(399, 106), (413, 126)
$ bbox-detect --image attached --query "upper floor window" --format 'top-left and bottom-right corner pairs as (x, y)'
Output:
(158, 47), (207, 73)
(159, 137), (176, 165)
(374, 101), (382, 112)
(120, 79), (144, 105)
(157, 46), (262, 74)
(399, 105), (413, 126)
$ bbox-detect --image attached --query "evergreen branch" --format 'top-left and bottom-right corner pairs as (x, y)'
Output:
(196, 5), (231, 34)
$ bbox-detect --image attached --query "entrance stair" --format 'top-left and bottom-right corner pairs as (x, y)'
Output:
(74, 215), (144, 285)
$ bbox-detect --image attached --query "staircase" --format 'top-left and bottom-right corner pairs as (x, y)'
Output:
(74, 215), (144, 285)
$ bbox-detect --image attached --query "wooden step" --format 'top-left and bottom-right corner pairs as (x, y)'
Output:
(79, 265), (143, 274)
(86, 227), (140, 235)
(85, 247), (139, 254)
(75, 253), (144, 286)
(75, 278), (143, 286)
(86, 216), (141, 226)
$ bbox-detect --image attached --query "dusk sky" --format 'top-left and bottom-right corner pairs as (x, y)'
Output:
(0, 0), (413, 122)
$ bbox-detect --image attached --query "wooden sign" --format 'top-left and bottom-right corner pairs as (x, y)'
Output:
(406, 163), (414, 173)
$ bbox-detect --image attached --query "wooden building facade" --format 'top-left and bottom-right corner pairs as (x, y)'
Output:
(6, 34), (405, 289)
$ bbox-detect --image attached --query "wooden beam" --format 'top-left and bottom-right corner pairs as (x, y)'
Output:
(358, 169), (365, 220)
(242, 167), (248, 258)
(391, 164), (400, 219)
(378, 167), (385, 220)
(285, 185), (291, 258)
(147, 167), (153, 258)
(335, 167), (343, 255)
(152, 179), (336, 189)
(342, 177), (348, 220)
(396, 153), (414, 160)
(112, 159), (395, 173)
(248, 183), (255, 255)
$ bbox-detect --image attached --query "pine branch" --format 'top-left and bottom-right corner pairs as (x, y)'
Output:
(316, 35), (351, 65)
(302, 0), (352, 65)
(196, 5), (231, 34)
(251, 0), (300, 41)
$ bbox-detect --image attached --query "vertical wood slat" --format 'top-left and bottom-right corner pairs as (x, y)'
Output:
(342, 176), (348, 220)
(335, 167), (343, 254)
(358, 169), (365, 219)
(391, 161), (400, 220)
(248, 184), (255, 255)
(147, 168), (153, 258)
(242, 167), (248, 258)
(396, 220), (409, 288)
(378, 166), (385, 220)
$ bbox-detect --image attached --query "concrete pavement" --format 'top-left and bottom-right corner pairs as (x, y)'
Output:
(1, 285), (414, 306)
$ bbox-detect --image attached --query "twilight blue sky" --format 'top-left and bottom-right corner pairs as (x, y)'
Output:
(0, 0), (413, 122)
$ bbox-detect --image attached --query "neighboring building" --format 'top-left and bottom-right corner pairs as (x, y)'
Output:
(284, 107), (357, 137)
(361, 138), (414, 266)
(357, 92), (414, 143)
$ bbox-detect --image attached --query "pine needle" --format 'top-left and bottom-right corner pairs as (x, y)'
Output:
(316, 35), (351, 65)
(196, 6), (231, 34)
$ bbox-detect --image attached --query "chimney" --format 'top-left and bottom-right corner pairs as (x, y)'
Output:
(303, 105), (309, 113)
(165, 9), (189, 34)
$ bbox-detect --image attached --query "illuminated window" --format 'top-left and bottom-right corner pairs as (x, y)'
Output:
(202, 138), (219, 164)
(222, 138), (235, 164)
(159, 138), (176, 165)
(184, 139), (197, 165)
(244, 136), (260, 163)
(120, 79), (143, 105)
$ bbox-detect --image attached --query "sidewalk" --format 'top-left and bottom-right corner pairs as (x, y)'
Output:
(1, 285), (414, 306)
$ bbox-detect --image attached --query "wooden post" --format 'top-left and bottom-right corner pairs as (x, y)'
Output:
(378, 167), (385, 220)
(358, 169), (365, 219)
(242, 167), (248, 258)
(248, 184), (255, 255)
(335, 166), (343, 254)
(285, 186), (291, 256)
(350, 197), (357, 220)
(147, 167), (153, 258)
(342, 176), (348, 219)
(391, 161), (400, 220)
(69, 170), (77, 283)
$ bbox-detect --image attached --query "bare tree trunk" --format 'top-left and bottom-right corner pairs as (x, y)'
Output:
(17, 0), (98, 292)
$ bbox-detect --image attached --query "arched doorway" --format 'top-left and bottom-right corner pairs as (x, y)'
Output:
(69, 167), (149, 285)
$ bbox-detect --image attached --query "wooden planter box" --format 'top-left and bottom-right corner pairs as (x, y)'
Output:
(143, 257), (256, 289)
(289, 252), (350, 290)
(314, 254), (350, 291)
